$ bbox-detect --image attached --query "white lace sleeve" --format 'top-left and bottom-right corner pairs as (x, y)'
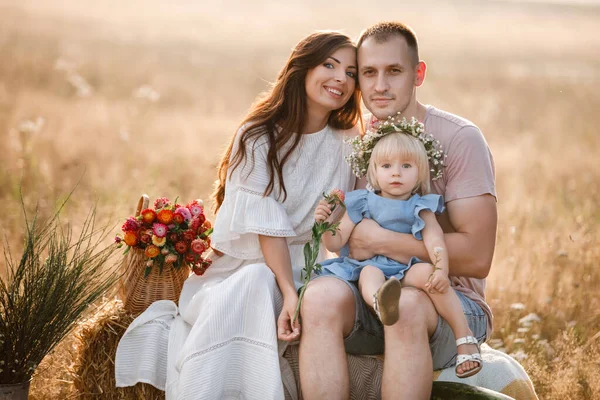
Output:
(211, 126), (296, 260)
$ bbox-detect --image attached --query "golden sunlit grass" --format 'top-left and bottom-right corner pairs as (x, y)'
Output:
(1, 0), (599, 398)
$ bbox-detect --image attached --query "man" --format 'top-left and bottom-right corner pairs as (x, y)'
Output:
(299, 21), (497, 399)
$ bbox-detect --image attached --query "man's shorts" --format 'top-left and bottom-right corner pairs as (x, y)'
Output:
(314, 275), (488, 370)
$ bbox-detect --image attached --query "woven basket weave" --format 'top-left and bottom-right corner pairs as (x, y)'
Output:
(118, 194), (190, 315)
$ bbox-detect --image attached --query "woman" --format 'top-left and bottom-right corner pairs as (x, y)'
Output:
(116, 31), (362, 399)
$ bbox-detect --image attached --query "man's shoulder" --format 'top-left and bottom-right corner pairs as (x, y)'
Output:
(425, 105), (481, 133)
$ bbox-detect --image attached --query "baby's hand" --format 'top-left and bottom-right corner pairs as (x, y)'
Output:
(425, 269), (450, 294)
(314, 200), (332, 223)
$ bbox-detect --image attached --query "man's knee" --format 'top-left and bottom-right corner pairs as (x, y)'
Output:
(301, 278), (355, 331)
(391, 288), (438, 334)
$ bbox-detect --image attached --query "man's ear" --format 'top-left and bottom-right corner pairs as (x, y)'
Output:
(415, 61), (427, 87)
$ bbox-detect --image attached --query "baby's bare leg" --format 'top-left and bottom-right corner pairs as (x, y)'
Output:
(358, 265), (385, 309)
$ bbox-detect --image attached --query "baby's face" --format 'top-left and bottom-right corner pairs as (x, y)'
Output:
(374, 156), (419, 200)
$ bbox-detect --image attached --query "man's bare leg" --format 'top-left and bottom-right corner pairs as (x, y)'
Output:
(299, 277), (356, 400)
(382, 288), (439, 400)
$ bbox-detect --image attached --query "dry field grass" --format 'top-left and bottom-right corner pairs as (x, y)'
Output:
(0, 0), (599, 398)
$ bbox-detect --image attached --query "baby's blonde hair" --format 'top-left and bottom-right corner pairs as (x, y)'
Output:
(367, 133), (431, 195)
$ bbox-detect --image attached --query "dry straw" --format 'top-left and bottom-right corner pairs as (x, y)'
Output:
(69, 298), (164, 399)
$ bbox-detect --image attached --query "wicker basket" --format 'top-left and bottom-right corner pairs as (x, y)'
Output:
(118, 194), (191, 315)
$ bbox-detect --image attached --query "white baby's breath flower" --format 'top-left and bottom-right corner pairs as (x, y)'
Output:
(67, 74), (93, 97)
(519, 313), (541, 326)
(18, 117), (45, 135)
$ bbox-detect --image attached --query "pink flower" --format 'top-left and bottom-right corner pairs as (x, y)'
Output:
(175, 207), (192, 222)
(152, 223), (168, 238)
(121, 217), (140, 232)
(114, 236), (122, 244)
(328, 189), (345, 204)
(187, 200), (204, 217)
(154, 197), (170, 209)
(165, 254), (178, 264)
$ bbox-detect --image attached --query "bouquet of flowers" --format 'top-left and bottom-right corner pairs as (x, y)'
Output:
(115, 197), (213, 277)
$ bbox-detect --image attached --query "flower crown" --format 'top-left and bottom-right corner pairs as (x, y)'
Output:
(345, 113), (446, 181)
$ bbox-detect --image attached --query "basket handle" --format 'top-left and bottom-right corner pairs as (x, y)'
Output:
(135, 194), (150, 217)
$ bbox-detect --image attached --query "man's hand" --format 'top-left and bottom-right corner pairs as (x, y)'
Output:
(348, 218), (381, 260)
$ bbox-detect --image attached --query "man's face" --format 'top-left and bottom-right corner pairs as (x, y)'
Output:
(358, 36), (423, 120)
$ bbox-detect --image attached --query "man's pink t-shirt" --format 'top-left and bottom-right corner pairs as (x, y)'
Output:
(424, 105), (496, 337)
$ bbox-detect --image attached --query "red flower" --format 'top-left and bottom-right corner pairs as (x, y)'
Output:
(190, 216), (201, 232)
(192, 258), (212, 275)
(182, 230), (195, 242)
(175, 241), (188, 254)
(157, 209), (174, 225)
(140, 233), (152, 244)
(191, 239), (208, 255)
(168, 232), (179, 243)
(141, 208), (157, 224)
(121, 217), (140, 232)
(185, 253), (196, 263)
(173, 213), (185, 224)
(123, 231), (138, 246)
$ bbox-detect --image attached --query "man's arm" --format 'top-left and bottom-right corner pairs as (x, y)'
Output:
(348, 194), (497, 279)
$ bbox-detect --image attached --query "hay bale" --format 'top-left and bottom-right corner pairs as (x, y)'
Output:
(69, 298), (164, 399)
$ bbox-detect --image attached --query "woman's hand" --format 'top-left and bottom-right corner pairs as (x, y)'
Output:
(425, 269), (450, 294)
(278, 292), (301, 341)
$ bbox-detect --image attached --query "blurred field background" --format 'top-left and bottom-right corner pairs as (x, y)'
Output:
(0, 0), (599, 398)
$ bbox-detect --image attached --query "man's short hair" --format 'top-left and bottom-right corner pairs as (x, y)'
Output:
(357, 22), (419, 66)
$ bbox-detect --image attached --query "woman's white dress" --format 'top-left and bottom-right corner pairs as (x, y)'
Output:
(115, 124), (357, 399)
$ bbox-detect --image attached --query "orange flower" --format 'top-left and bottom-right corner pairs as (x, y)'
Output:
(145, 245), (160, 258)
(157, 209), (174, 224)
(124, 231), (138, 246)
(141, 208), (157, 224)
(203, 220), (212, 229)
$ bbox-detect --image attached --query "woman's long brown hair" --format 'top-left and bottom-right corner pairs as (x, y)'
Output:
(212, 31), (362, 213)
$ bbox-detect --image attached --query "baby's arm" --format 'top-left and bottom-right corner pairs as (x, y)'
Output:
(420, 210), (450, 293)
(314, 201), (356, 253)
